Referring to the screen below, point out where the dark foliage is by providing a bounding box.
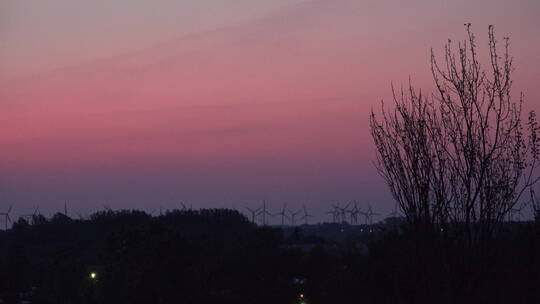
[1,209,539,303]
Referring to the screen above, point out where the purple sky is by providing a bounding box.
[1,0,539,223]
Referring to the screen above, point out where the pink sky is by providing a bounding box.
[1,0,539,222]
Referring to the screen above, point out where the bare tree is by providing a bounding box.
[530,187,540,222]
[370,82,447,233]
[370,24,540,245]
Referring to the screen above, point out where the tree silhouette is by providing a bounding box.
[370,24,540,245]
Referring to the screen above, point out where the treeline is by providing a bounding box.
[0,209,358,304]
[1,208,540,303]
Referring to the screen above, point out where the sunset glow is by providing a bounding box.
[1,0,539,219]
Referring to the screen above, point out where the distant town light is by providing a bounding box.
[90,272,97,279]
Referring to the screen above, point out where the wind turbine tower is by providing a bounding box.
[301,205,314,225]
[0,205,13,230]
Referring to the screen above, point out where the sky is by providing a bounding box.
[1,0,539,223]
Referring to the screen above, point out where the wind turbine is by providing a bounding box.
[334,202,351,223]
[21,206,40,224]
[388,202,400,218]
[348,201,363,225]
[184,202,193,211]
[510,207,524,222]
[326,205,339,223]
[288,208,302,226]
[508,209,514,222]
[331,203,340,223]
[517,208,524,221]
[0,205,13,230]
[300,205,314,225]
[366,203,379,225]
[273,203,290,226]
[64,201,69,217]
[258,200,274,226]
[245,206,262,224]
[361,206,370,225]
[20,207,34,223]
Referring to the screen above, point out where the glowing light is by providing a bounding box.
[90,272,97,279]
[300,294,304,298]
